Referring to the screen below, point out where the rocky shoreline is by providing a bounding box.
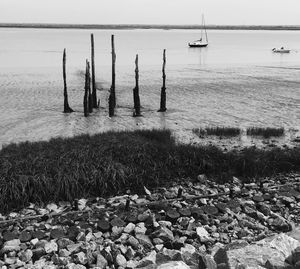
[1,173,300,268]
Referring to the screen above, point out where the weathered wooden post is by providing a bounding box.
[133,54,141,117]
[91,33,98,108]
[87,61,93,113]
[62,49,73,113]
[83,60,89,117]
[158,49,167,112]
[108,93,114,117]
[111,34,116,108]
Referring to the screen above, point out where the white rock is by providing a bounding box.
[124,223,136,234]
[116,254,127,267]
[158,221,172,228]
[2,239,21,253]
[93,232,103,239]
[155,244,164,251]
[44,241,58,253]
[30,238,39,246]
[135,222,147,234]
[196,227,210,242]
[78,198,88,210]
[157,261,191,269]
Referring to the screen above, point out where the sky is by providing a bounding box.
[1,0,300,25]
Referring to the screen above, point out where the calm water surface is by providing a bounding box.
[0,28,299,147]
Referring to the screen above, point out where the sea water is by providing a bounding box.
[0,28,299,147]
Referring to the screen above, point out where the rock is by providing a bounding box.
[271,216,292,232]
[76,231,86,241]
[111,217,126,227]
[67,243,82,253]
[98,219,110,232]
[166,209,180,222]
[181,244,199,267]
[225,234,300,269]
[1,239,21,253]
[215,203,228,213]
[292,246,300,264]
[135,222,147,234]
[96,254,108,269]
[124,223,136,234]
[2,231,18,241]
[59,249,71,257]
[44,241,58,254]
[57,238,73,249]
[137,250,156,268]
[19,231,32,242]
[127,213,138,223]
[135,234,153,249]
[178,208,191,217]
[196,227,210,242]
[152,226,174,242]
[18,249,33,262]
[157,261,191,269]
[252,195,264,203]
[125,246,135,260]
[31,238,39,246]
[155,244,164,251]
[116,254,127,267]
[32,247,46,261]
[128,236,140,249]
[202,205,218,215]
[50,228,65,239]
[66,263,87,269]
[198,253,217,269]
[32,230,47,240]
[111,226,124,237]
[74,252,88,265]
[156,248,182,264]
[67,226,80,241]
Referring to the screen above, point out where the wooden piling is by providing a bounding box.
[91,34,98,108]
[158,49,167,112]
[87,61,93,113]
[133,54,141,117]
[83,60,89,117]
[111,34,116,108]
[63,49,73,113]
[108,92,114,117]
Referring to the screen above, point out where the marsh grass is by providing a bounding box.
[193,127,241,137]
[247,127,285,138]
[0,129,299,213]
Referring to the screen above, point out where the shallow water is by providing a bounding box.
[0,28,299,147]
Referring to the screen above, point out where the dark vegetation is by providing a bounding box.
[193,127,241,137]
[246,127,285,138]
[0,129,299,213]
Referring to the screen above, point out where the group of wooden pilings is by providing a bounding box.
[62,34,167,117]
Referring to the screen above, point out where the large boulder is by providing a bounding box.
[157,261,191,269]
[214,233,300,269]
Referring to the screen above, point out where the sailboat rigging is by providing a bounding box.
[188,15,208,47]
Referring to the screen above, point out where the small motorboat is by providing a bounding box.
[272,47,290,53]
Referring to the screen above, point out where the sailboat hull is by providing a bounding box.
[188,43,208,48]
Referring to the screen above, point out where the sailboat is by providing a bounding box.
[188,15,208,47]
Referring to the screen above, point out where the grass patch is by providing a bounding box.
[0,129,299,213]
[193,127,241,137]
[247,127,285,138]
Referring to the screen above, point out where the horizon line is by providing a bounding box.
[1,23,300,30]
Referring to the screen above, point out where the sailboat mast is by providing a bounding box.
[200,15,204,40]
[203,15,208,43]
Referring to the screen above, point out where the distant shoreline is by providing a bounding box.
[1,23,300,31]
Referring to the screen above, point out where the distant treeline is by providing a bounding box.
[1,23,300,31]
